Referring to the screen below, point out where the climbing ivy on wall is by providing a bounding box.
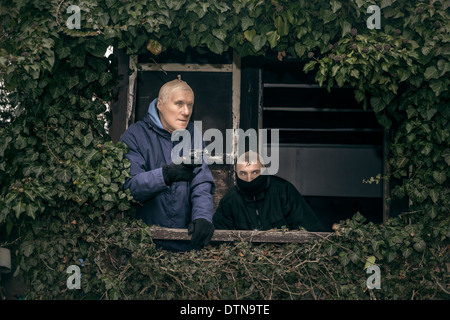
[0,0,448,300]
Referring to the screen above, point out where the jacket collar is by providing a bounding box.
[143,98,194,140]
[237,176,271,202]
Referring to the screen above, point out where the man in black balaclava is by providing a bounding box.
[213,151,324,232]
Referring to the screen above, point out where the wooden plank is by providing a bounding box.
[148,227,331,244]
[232,51,241,164]
[140,63,233,73]
[109,48,130,143]
[127,56,138,127]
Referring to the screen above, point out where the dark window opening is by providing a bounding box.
[244,55,385,231]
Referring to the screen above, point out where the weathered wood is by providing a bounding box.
[109,48,129,144]
[148,227,331,244]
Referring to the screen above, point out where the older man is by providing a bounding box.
[120,78,215,251]
[213,151,324,232]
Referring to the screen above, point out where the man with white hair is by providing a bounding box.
[120,77,215,251]
[213,151,324,232]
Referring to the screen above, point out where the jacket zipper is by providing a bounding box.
[254,196,262,230]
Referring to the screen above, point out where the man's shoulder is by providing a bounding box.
[218,187,240,205]
[269,175,301,195]
[126,119,148,134]
[120,120,149,142]
[270,175,294,187]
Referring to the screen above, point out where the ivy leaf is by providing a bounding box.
[50,84,66,99]
[21,242,34,258]
[326,244,336,256]
[303,60,317,73]
[251,34,266,52]
[387,251,397,263]
[370,96,387,113]
[102,193,116,202]
[339,251,350,266]
[442,149,450,166]
[429,189,438,204]
[99,72,112,86]
[67,76,79,89]
[212,28,227,41]
[266,31,280,49]
[425,107,438,121]
[424,66,438,80]
[377,113,392,129]
[0,136,12,157]
[244,29,256,42]
[294,43,306,58]
[274,16,289,37]
[25,202,38,219]
[380,0,393,8]
[429,79,445,96]
[354,89,365,103]
[364,256,376,270]
[57,168,72,184]
[321,9,336,24]
[350,69,360,79]
[241,16,254,31]
[331,0,342,13]
[85,70,99,83]
[339,20,352,37]
[13,200,26,219]
[42,52,55,72]
[118,202,131,211]
[70,54,85,68]
[56,46,71,59]
[97,12,110,28]
[331,65,340,77]
[413,239,426,252]
[82,132,94,147]
[97,171,111,185]
[349,252,359,264]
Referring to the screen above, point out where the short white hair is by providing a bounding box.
[236,150,265,168]
[158,76,194,103]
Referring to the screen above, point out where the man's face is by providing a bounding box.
[236,161,263,182]
[157,89,194,132]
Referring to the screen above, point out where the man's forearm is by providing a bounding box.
[124,167,168,202]
[190,182,215,222]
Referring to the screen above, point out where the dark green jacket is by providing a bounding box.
[213,176,324,232]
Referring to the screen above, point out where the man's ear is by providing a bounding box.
[157,99,163,111]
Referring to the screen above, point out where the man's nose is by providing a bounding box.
[181,104,190,116]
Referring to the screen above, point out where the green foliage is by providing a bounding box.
[0,0,448,300]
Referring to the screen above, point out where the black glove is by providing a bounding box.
[188,218,215,247]
[162,162,197,185]
[181,151,203,170]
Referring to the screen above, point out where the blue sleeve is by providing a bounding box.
[190,161,215,223]
[120,130,168,203]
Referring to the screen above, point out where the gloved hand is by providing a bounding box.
[188,218,215,247]
[181,152,203,170]
[180,159,203,170]
[162,162,198,185]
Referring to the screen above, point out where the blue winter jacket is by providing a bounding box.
[120,98,215,251]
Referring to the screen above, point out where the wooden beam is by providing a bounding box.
[231,51,241,167]
[140,63,233,73]
[148,227,331,244]
[127,56,138,127]
[109,48,130,143]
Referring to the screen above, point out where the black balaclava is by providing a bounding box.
[236,173,269,197]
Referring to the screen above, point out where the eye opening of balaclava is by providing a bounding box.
[236,172,269,197]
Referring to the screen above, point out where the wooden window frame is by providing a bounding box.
[148,226,331,244]
[111,50,399,243]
